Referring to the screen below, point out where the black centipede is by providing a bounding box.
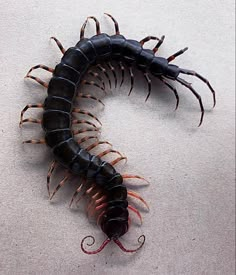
[20,14,216,254]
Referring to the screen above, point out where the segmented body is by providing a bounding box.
[20,14,216,254]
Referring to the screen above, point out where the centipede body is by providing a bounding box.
[20,13,216,254]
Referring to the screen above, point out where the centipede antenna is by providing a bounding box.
[113,235,145,253]
[81,236,111,254]
[180,69,216,107]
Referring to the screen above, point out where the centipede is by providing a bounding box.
[20,14,216,254]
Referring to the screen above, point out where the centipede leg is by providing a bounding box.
[104,13,120,35]
[22,139,45,144]
[85,141,112,151]
[72,108,102,126]
[128,205,143,224]
[159,76,179,110]
[77,136,99,145]
[25,75,48,88]
[118,62,125,87]
[87,16,101,35]
[82,80,106,94]
[87,70,106,90]
[140,36,160,46]
[50,173,71,200]
[19,104,43,126]
[128,67,134,96]
[167,47,188,62]
[97,149,123,158]
[110,156,127,166]
[77,93,105,106]
[107,62,117,88]
[96,64,112,89]
[47,160,57,196]
[80,19,88,39]
[127,190,149,210]
[26,65,54,76]
[143,72,152,101]
[20,118,42,125]
[69,181,84,207]
[72,119,98,129]
[176,77,205,127]
[50,37,66,54]
[179,69,216,107]
[122,174,149,184]
[153,35,165,53]
[73,128,99,136]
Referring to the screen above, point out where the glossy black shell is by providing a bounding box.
[42,33,180,239]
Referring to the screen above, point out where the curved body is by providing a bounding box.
[21,14,216,254]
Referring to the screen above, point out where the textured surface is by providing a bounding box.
[0,1,235,274]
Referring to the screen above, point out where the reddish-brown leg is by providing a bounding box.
[69,181,85,208]
[72,119,98,129]
[73,128,99,136]
[107,62,117,88]
[87,70,105,90]
[110,156,127,166]
[77,136,99,145]
[127,190,149,210]
[77,93,104,106]
[50,173,71,200]
[104,13,120,35]
[122,174,149,184]
[128,205,143,224]
[128,67,134,96]
[153,35,165,53]
[159,76,179,111]
[140,36,159,46]
[96,64,112,89]
[72,108,102,126]
[167,47,188,63]
[87,16,101,35]
[80,19,88,39]
[118,62,125,87]
[82,80,106,94]
[22,139,45,144]
[21,118,42,125]
[25,75,48,88]
[19,104,43,126]
[47,160,57,196]
[85,141,112,152]
[143,72,152,101]
[97,149,123,158]
[50,37,66,54]
[26,65,54,76]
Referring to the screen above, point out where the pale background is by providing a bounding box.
[0,1,235,274]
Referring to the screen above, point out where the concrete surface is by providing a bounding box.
[0,1,235,274]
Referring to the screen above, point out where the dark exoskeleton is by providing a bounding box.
[20,14,216,254]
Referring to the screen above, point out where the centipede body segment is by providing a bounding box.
[20,14,216,254]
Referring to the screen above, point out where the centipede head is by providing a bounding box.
[81,234,145,254]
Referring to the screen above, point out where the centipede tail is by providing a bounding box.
[21,13,216,255]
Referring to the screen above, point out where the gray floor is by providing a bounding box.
[0,1,235,274]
